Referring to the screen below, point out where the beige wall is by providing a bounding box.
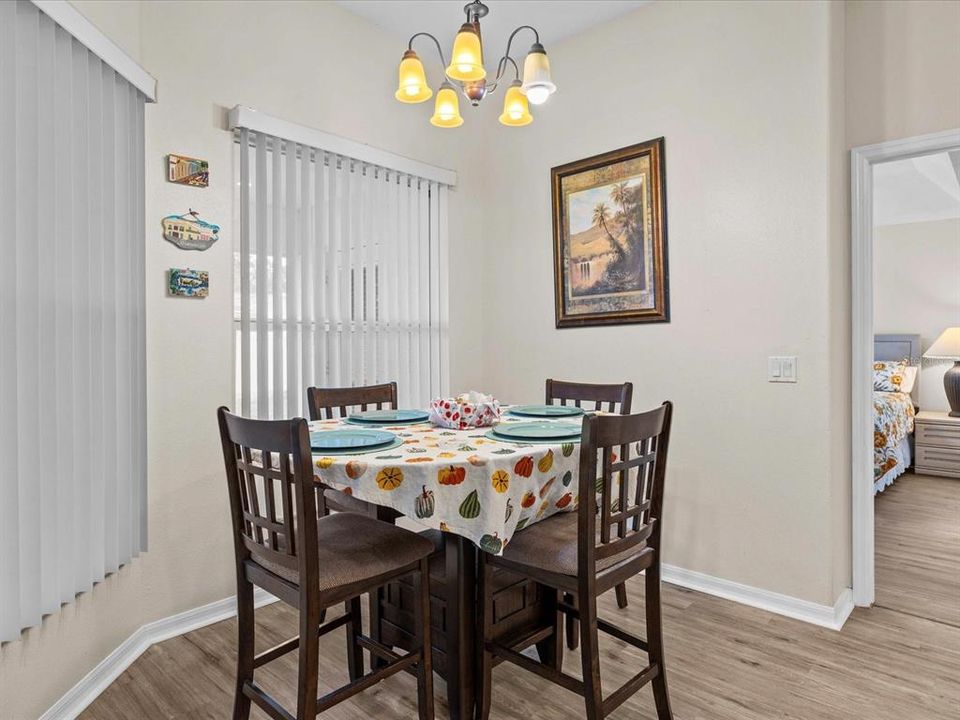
[6,0,960,717]
[479,0,845,605]
[875,219,960,412]
[846,0,960,148]
[0,2,482,718]
[70,0,142,63]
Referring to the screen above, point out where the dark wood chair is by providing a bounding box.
[217,407,435,720]
[306,381,398,421]
[545,378,633,415]
[545,378,634,651]
[306,382,399,516]
[476,403,675,720]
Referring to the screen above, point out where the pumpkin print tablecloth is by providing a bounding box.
[311,413,583,555]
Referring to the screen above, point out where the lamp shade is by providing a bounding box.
[521,43,556,105]
[446,24,485,83]
[430,82,464,128]
[498,81,533,126]
[924,327,960,360]
[395,50,432,103]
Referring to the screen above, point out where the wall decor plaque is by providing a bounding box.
[167,153,209,187]
[168,268,209,298]
[551,138,669,327]
[162,209,220,251]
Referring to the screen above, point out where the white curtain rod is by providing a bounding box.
[228,105,457,187]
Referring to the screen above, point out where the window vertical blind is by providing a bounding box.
[0,0,148,642]
[233,125,451,418]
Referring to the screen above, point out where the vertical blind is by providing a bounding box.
[234,127,451,418]
[0,0,148,642]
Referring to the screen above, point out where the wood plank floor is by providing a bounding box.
[875,472,960,627]
[81,474,960,720]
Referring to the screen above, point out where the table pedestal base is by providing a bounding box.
[373,533,561,720]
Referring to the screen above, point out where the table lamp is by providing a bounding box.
[923,327,960,417]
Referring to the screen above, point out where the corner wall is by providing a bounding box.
[0,2,483,718]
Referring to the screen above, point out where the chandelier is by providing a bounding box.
[394,1,557,128]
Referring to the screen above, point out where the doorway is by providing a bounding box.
[850,128,960,607]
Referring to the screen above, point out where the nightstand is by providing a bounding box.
[914,410,960,479]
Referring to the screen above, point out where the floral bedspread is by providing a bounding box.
[874,391,915,489]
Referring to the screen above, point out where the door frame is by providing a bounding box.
[850,128,960,607]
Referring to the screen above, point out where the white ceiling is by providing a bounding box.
[336,0,652,50]
[873,151,960,227]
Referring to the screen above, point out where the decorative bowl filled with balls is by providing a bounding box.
[429,391,500,430]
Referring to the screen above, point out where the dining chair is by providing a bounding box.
[475,403,675,720]
[306,381,398,421]
[545,378,634,651]
[217,407,436,720]
[545,378,633,415]
[306,382,399,516]
[306,382,448,667]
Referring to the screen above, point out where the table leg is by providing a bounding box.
[535,588,564,671]
[444,533,476,720]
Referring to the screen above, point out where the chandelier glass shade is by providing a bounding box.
[395,50,433,103]
[498,81,532,126]
[394,1,556,128]
[430,82,465,128]
[446,24,486,83]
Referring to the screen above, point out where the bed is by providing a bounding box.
[873,334,920,493]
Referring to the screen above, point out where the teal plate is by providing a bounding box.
[507,404,585,418]
[484,429,580,445]
[310,428,396,451]
[311,436,405,456]
[491,421,582,441]
[346,409,430,424]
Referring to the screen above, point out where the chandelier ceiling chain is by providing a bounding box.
[394,1,557,128]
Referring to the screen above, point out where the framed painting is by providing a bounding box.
[551,138,669,328]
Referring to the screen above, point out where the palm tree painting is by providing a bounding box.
[591,202,622,258]
[552,138,669,327]
[566,177,646,298]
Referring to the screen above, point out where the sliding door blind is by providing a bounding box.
[0,0,147,642]
[234,128,450,417]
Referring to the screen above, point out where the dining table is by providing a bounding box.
[309,406,591,720]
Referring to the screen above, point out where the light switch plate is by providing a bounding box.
[769,356,798,383]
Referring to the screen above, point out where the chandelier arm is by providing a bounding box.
[492,24,540,84]
[407,32,447,69]
[486,55,519,94]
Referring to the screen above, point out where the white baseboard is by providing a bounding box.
[40,588,278,720]
[42,565,855,718]
[662,564,854,631]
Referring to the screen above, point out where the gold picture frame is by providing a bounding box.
[551,138,669,327]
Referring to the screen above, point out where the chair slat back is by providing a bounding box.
[217,407,319,585]
[545,379,633,414]
[577,403,673,567]
[306,382,398,421]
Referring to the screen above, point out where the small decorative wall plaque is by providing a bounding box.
[167,153,209,187]
[162,209,219,251]
[168,268,209,298]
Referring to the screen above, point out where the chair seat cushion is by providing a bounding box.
[499,511,641,576]
[259,512,435,592]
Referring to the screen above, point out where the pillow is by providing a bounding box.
[873,360,908,392]
[899,365,918,394]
